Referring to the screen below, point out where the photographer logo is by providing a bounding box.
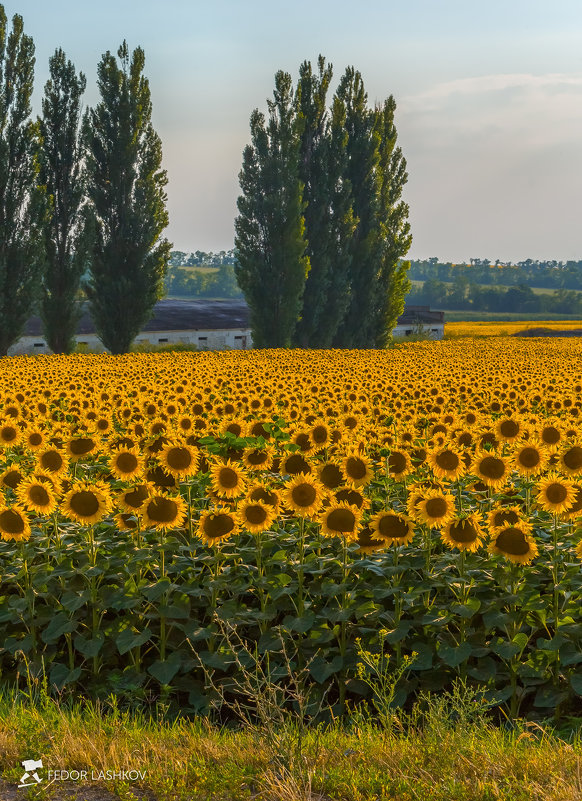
[18,758,43,788]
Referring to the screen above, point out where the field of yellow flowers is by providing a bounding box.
[1,339,582,719]
[445,320,582,337]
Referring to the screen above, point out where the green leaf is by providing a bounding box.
[147,653,182,685]
[50,663,82,689]
[451,597,481,618]
[408,641,433,671]
[437,641,472,668]
[42,612,76,643]
[116,627,152,655]
[570,673,582,697]
[310,654,343,683]
[74,633,104,658]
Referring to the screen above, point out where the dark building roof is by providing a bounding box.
[23,299,251,337]
[22,300,442,338]
[396,305,445,325]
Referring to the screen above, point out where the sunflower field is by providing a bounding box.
[1,339,582,720]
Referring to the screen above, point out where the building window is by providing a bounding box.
[432,329,438,333]
[405,329,412,336]
[158,338,168,343]
[34,342,45,348]
[198,336,207,342]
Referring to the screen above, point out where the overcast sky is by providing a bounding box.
[4,0,582,263]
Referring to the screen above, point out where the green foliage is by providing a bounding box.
[83,41,171,354]
[38,48,89,354]
[235,71,310,348]
[0,7,46,356]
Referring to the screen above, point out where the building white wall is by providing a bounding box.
[7,328,253,356]
[392,323,444,340]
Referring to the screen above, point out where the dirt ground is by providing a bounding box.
[0,782,158,801]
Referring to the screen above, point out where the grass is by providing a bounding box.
[3,683,582,801]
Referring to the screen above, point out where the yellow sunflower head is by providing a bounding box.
[197,507,239,546]
[142,491,187,530]
[535,472,577,515]
[283,473,325,518]
[319,501,362,540]
[108,446,145,481]
[209,459,247,499]
[0,503,31,541]
[369,511,414,546]
[415,489,456,528]
[488,524,538,564]
[471,451,509,489]
[158,441,199,478]
[341,451,374,487]
[236,500,277,534]
[62,481,112,525]
[441,514,484,552]
[427,446,466,481]
[511,439,547,476]
[16,477,58,515]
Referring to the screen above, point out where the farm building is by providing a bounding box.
[8,300,444,356]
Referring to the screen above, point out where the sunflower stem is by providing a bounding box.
[88,525,99,677]
[552,513,562,696]
[20,540,37,659]
[393,545,402,667]
[338,534,349,716]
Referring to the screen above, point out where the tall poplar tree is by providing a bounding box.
[0,8,46,357]
[292,57,354,348]
[84,41,170,354]
[38,48,88,354]
[235,71,309,348]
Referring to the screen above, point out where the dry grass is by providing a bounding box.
[2,690,582,801]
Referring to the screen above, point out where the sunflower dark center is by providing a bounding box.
[346,457,366,480]
[336,489,364,508]
[283,454,311,475]
[2,470,22,489]
[388,452,407,474]
[327,508,356,533]
[319,463,343,489]
[166,447,193,470]
[147,497,179,524]
[116,452,139,473]
[493,510,520,527]
[0,509,25,534]
[448,520,478,543]
[425,497,448,518]
[545,483,568,504]
[563,447,582,471]
[435,450,460,471]
[218,467,239,489]
[246,449,269,466]
[41,451,64,472]
[28,433,43,447]
[225,423,242,436]
[245,504,268,525]
[291,483,317,507]
[70,491,99,517]
[518,447,540,468]
[249,487,278,506]
[295,433,312,452]
[29,485,50,506]
[203,513,235,538]
[311,425,328,444]
[479,456,505,480]
[377,515,409,539]
[500,420,519,437]
[542,426,560,444]
[124,485,149,508]
[495,528,530,555]
[69,438,96,455]
[1,426,17,441]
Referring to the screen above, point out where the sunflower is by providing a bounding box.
[36,447,69,477]
[535,473,577,515]
[471,451,509,489]
[242,446,274,472]
[369,511,414,546]
[559,443,582,477]
[341,451,374,487]
[319,501,362,539]
[539,420,563,448]
[428,446,466,481]
[385,449,413,480]
[209,459,247,499]
[281,452,312,476]
[236,500,277,534]
[108,446,145,481]
[66,435,100,461]
[0,421,21,447]
[246,483,281,511]
[61,482,112,525]
[415,489,456,528]
[511,440,547,476]
[488,524,538,564]
[142,491,187,530]
[495,415,524,443]
[564,485,582,520]
[317,461,344,490]
[114,512,139,531]
[158,441,199,478]
[0,504,31,541]
[23,428,47,452]
[308,420,331,451]
[488,505,525,532]
[441,514,484,552]
[197,507,239,545]
[356,525,388,554]
[283,473,326,518]
[117,482,151,513]
[0,466,24,490]
[17,477,58,515]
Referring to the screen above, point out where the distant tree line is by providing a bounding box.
[0,6,169,356]
[234,57,411,348]
[408,258,582,290]
[165,250,242,298]
[409,277,582,315]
